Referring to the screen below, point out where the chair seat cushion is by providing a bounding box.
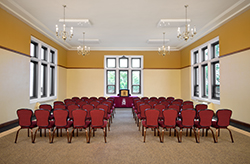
[194,120,210,129]
[137,114,145,119]
[21,121,37,128]
[211,121,228,128]
[91,120,108,128]
[176,120,193,128]
[74,121,91,129]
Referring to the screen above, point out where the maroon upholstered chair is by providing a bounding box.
[142,109,161,143]
[158,109,180,143]
[154,104,166,120]
[90,97,98,101]
[141,97,149,101]
[150,97,157,101]
[176,109,198,143]
[81,97,89,101]
[148,101,158,108]
[72,97,80,102]
[53,101,64,106]
[183,101,193,106]
[97,104,112,131]
[33,109,55,143]
[172,100,182,106]
[174,99,183,103]
[212,109,234,143]
[194,109,216,143]
[65,101,75,106]
[89,109,108,143]
[69,109,91,143]
[158,97,166,101]
[39,104,53,119]
[77,100,87,107]
[64,98,72,104]
[161,101,170,108]
[67,104,79,120]
[168,104,181,113]
[195,104,208,119]
[182,104,194,110]
[81,104,94,120]
[90,100,100,108]
[54,104,66,110]
[51,109,73,143]
[166,97,175,102]
[137,104,151,131]
[15,109,37,143]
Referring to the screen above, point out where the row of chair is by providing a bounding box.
[15,108,111,144]
[132,97,234,143]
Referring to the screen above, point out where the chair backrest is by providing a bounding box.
[97,104,109,118]
[154,104,166,118]
[158,97,166,100]
[150,97,157,101]
[72,109,88,127]
[172,100,182,106]
[98,97,106,101]
[77,100,87,107]
[64,99,72,104]
[53,101,64,106]
[161,101,170,108]
[195,104,208,112]
[53,109,69,127]
[39,104,52,111]
[67,104,79,119]
[166,97,175,101]
[216,109,232,127]
[54,104,66,110]
[65,101,75,106]
[148,101,158,108]
[136,101,145,113]
[168,104,180,112]
[90,100,100,108]
[174,99,183,103]
[162,108,178,127]
[90,109,105,127]
[198,109,214,127]
[144,109,160,127]
[102,101,112,110]
[72,97,80,101]
[81,97,89,101]
[90,97,98,100]
[141,97,149,101]
[139,104,151,118]
[182,104,194,110]
[17,109,33,127]
[35,109,50,127]
[183,101,193,106]
[180,109,196,127]
[81,104,94,118]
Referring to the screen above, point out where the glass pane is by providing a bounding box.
[30,42,37,57]
[203,65,208,97]
[107,71,116,85]
[120,71,128,89]
[132,58,140,68]
[119,58,128,68]
[41,64,47,97]
[194,67,199,96]
[132,86,140,93]
[132,71,140,85]
[214,43,219,58]
[194,51,198,64]
[30,62,35,97]
[107,58,116,68]
[215,63,220,85]
[107,86,115,94]
[50,66,54,96]
[41,47,47,61]
[202,47,208,61]
[50,51,54,63]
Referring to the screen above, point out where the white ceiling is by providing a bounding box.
[1,0,250,51]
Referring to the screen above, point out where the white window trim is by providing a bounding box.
[30,36,57,104]
[191,36,220,105]
[104,55,143,97]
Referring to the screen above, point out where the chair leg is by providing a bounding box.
[154,128,156,136]
[192,128,198,143]
[215,128,219,142]
[197,129,200,143]
[142,125,144,136]
[33,128,40,143]
[28,128,30,137]
[30,129,34,143]
[51,128,57,143]
[227,128,234,143]
[174,128,180,143]
[69,128,75,143]
[143,128,146,143]
[169,128,171,136]
[48,129,52,143]
[209,128,216,143]
[179,128,182,143]
[44,129,46,137]
[157,128,161,142]
[161,129,164,143]
[103,126,107,143]
[85,129,89,143]
[89,128,92,143]
[138,119,141,131]
[66,129,69,143]
[14,128,22,143]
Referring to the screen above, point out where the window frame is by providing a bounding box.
[30,36,57,104]
[104,55,143,97]
[191,36,220,104]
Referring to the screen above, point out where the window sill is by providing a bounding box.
[30,96,57,104]
[191,96,220,105]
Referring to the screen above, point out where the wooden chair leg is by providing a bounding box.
[209,128,216,143]
[142,125,144,136]
[44,129,46,137]
[69,128,75,143]
[14,128,22,143]
[28,128,30,137]
[197,129,200,143]
[157,128,161,142]
[143,128,146,143]
[51,128,57,143]
[30,129,34,143]
[192,128,198,143]
[227,128,234,143]
[215,128,219,142]
[179,129,183,143]
[48,129,52,143]
[66,129,69,143]
[174,128,180,143]
[33,128,40,143]
[103,127,107,143]
[85,129,89,143]
[161,129,164,143]
[89,128,92,143]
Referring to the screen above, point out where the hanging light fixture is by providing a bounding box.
[55,5,73,41]
[158,32,170,56]
[177,5,196,41]
[77,32,90,56]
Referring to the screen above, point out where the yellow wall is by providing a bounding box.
[67,50,181,69]
[180,9,250,68]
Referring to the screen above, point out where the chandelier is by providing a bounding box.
[55,5,73,41]
[158,32,170,56]
[177,5,196,41]
[77,32,90,56]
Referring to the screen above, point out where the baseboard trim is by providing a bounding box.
[0,119,18,129]
[230,119,250,128]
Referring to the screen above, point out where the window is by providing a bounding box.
[30,36,57,103]
[104,55,143,96]
[191,36,220,104]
